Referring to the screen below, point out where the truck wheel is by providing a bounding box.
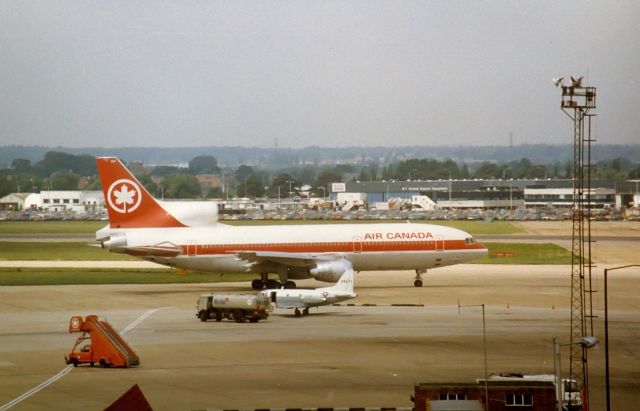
[71,358,79,367]
[249,317,259,323]
[233,310,245,323]
[198,310,208,322]
[215,311,223,322]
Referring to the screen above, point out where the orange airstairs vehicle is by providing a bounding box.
[65,315,140,368]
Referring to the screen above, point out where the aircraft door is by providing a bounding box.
[270,291,277,303]
[187,240,197,256]
[352,236,363,253]
[435,235,444,252]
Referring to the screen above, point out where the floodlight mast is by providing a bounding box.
[556,76,597,410]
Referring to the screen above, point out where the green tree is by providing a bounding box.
[474,162,501,179]
[315,170,342,195]
[235,165,254,182]
[136,174,160,197]
[151,165,182,177]
[188,155,220,175]
[460,163,470,179]
[236,175,265,198]
[11,159,32,173]
[0,171,17,197]
[35,152,96,177]
[49,171,81,190]
[164,173,201,199]
[270,173,300,198]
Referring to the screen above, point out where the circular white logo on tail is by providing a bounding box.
[107,179,142,214]
[71,317,80,329]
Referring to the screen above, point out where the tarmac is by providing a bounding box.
[0,221,638,410]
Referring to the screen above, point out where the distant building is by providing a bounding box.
[332,179,619,210]
[0,193,30,211]
[33,190,105,213]
[413,379,557,411]
[196,174,221,189]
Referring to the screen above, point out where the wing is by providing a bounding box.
[232,250,342,269]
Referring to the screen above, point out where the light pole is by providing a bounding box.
[286,180,293,200]
[604,264,640,411]
[458,301,489,411]
[553,336,599,411]
[448,171,452,208]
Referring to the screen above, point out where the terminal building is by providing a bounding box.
[0,191,105,213]
[330,179,621,210]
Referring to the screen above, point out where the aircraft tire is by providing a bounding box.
[283,281,296,289]
[266,279,279,289]
[414,279,423,287]
[251,279,263,290]
[294,308,301,317]
[303,308,309,316]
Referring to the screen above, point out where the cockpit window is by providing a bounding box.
[465,237,476,244]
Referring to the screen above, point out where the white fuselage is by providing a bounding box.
[263,288,356,309]
[98,222,487,277]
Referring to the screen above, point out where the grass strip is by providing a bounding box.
[0,267,255,286]
[0,221,106,234]
[472,242,579,265]
[0,242,137,261]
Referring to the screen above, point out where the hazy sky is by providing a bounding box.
[1,1,639,148]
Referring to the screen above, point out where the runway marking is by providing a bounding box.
[0,307,171,411]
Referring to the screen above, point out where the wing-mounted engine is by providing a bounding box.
[310,260,352,283]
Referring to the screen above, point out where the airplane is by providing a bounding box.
[260,260,356,317]
[95,157,487,289]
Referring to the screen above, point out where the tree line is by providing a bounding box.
[1,151,638,199]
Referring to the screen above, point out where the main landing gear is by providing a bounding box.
[414,269,427,287]
[294,308,310,317]
[251,273,296,290]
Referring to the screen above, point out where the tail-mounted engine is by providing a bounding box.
[101,234,127,250]
[310,260,351,282]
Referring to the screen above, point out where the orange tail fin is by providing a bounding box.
[96,157,185,228]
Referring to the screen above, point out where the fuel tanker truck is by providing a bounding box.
[197,292,271,323]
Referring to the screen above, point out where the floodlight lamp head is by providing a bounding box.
[580,336,599,348]
[570,76,584,88]
[553,77,564,87]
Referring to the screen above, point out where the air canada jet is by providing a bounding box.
[95,157,487,289]
[260,261,357,317]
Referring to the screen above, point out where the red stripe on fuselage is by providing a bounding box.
[176,239,486,256]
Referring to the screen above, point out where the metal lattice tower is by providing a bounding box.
[558,76,597,406]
